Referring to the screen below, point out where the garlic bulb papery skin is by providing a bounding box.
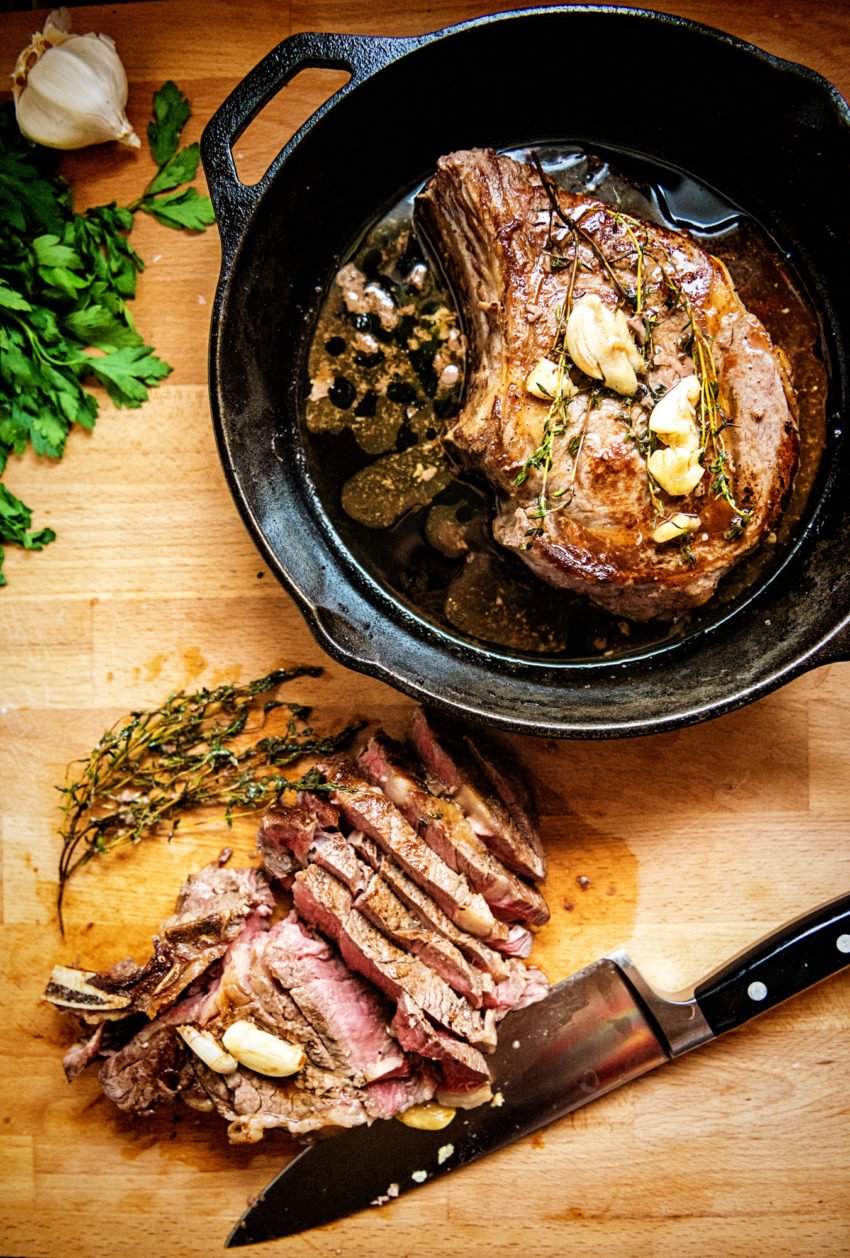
[12,8,140,151]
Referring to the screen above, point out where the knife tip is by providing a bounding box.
[224,1220,253,1248]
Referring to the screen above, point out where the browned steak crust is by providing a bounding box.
[414,149,799,621]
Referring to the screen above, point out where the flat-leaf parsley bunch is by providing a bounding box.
[0,81,214,584]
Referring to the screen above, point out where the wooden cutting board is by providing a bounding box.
[1,3,848,1256]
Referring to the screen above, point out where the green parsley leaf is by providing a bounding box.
[140,185,215,231]
[85,344,171,406]
[147,80,191,168]
[0,481,56,585]
[0,283,32,313]
[63,305,143,351]
[146,142,201,195]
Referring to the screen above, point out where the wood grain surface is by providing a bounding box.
[1,3,849,1256]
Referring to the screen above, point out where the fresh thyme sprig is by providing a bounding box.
[514,301,579,538]
[56,666,364,928]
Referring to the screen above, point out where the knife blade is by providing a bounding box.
[227,891,850,1247]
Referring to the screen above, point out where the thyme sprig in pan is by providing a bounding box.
[57,666,363,927]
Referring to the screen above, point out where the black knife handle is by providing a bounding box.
[694,892,850,1036]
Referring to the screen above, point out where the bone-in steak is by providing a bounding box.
[414,149,799,621]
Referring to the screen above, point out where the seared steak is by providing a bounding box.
[47,861,437,1141]
[345,830,531,984]
[292,863,498,1050]
[44,860,275,1022]
[316,755,504,942]
[414,149,799,620]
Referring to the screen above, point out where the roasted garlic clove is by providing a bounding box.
[221,1020,306,1078]
[524,357,576,401]
[177,1025,237,1074]
[565,295,643,395]
[647,375,704,496]
[652,512,701,544]
[648,448,705,497]
[396,1103,457,1131]
[648,375,701,452]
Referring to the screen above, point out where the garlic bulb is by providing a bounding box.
[12,7,140,151]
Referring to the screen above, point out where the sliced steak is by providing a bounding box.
[99,1019,195,1115]
[354,863,493,1009]
[414,148,799,621]
[256,796,340,882]
[316,756,504,942]
[358,733,549,925]
[262,913,407,1083]
[293,863,497,1050]
[391,994,492,1109]
[409,708,546,882]
[349,830,532,983]
[194,1057,436,1144]
[257,801,496,1010]
[45,859,275,1021]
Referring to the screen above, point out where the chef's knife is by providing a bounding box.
[227,892,850,1247]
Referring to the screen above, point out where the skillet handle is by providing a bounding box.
[200,30,416,264]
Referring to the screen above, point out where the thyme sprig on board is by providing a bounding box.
[57,666,364,927]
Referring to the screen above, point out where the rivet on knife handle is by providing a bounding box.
[693,892,850,1035]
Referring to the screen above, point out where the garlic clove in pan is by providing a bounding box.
[12,7,140,151]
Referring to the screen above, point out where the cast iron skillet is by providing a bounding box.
[201,6,850,738]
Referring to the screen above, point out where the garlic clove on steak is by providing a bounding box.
[647,374,705,496]
[221,1020,306,1077]
[648,447,705,497]
[565,295,643,395]
[177,1025,238,1074]
[652,512,701,544]
[525,357,576,401]
[648,375,702,452]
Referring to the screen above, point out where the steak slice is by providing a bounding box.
[358,733,549,925]
[193,1057,436,1144]
[414,148,799,621]
[409,707,546,882]
[99,1019,195,1116]
[391,994,492,1109]
[292,863,498,1050]
[316,756,504,942]
[262,914,407,1083]
[257,796,340,883]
